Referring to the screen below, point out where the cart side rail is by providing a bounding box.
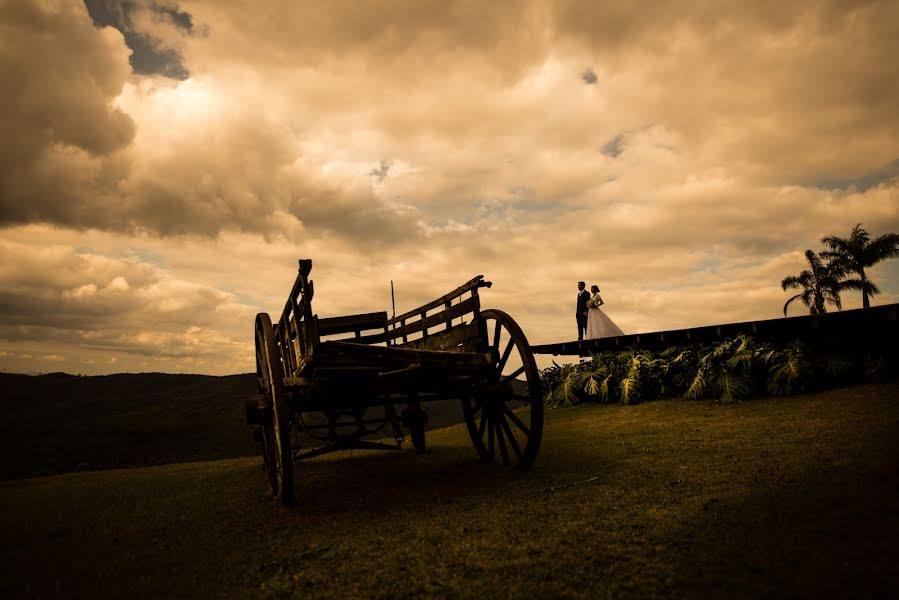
[318,311,388,344]
[386,275,492,351]
[274,259,317,377]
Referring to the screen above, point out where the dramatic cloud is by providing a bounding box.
[0,0,897,375]
[0,1,135,228]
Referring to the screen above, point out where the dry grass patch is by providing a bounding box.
[2,383,898,598]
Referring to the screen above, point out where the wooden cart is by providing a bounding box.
[247,259,543,503]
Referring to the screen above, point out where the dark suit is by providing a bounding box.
[576,289,590,340]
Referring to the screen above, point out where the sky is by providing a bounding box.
[1,0,898,376]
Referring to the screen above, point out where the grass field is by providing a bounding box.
[0,372,468,480]
[2,382,898,598]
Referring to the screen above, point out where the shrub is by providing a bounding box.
[540,335,890,406]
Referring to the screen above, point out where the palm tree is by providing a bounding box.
[781,249,845,316]
[820,223,899,308]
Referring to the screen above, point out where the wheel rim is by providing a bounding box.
[255,313,294,503]
[254,322,278,496]
[462,309,544,467]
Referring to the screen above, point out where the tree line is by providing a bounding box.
[782,223,899,316]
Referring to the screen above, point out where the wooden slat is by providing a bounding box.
[394,321,481,351]
[318,311,388,336]
[286,259,313,307]
[341,331,387,345]
[385,296,480,342]
[387,276,490,325]
[312,340,492,371]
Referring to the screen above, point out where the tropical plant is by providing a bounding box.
[543,349,667,406]
[820,223,899,309]
[764,340,812,396]
[781,249,846,316]
[862,354,890,378]
[683,335,757,403]
[539,335,891,406]
[543,362,582,406]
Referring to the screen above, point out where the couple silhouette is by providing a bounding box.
[576,281,624,341]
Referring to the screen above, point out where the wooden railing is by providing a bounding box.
[386,276,492,351]
[274,259,317,377]
[271,261,495,377]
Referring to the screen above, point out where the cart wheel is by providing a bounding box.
[255,313,294,504]
[462,309,544,468]
[254,350,278,496]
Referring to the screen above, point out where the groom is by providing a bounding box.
[576,281,590,341]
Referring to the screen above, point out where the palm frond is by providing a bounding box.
[866,233,899,263]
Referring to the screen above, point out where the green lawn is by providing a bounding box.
[2,383,898,598]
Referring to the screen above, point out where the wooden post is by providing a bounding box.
[391,280,395,320]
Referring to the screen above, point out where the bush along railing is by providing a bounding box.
[541,334,896,406]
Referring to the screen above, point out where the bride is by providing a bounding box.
[586,285,624,339]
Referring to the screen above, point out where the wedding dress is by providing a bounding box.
[586,293,624,339]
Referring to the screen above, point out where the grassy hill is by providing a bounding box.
[0,372,261,479]
[0,372,468,480]
[2,382,897,598]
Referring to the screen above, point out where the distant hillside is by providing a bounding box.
[0,372,468,480]
[0,372,261,479]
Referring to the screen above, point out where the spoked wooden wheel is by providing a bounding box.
[253,328,278,497]
[462,309,544,467]
[255,313,294,504]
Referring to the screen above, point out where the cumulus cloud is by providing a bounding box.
[1,0,898,374]
[0,231,256,374]
[0,1,135,228]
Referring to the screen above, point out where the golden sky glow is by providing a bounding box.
[1,0,898,374]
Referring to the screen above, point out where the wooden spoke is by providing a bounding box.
[495,418,510,466]
[487,417,495,460]
[478,410,489,440]
[496,338,515,374]
[498,412,523,460]
[501,403,531,437]
[461,309,543,468]
[500,365,526,388]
